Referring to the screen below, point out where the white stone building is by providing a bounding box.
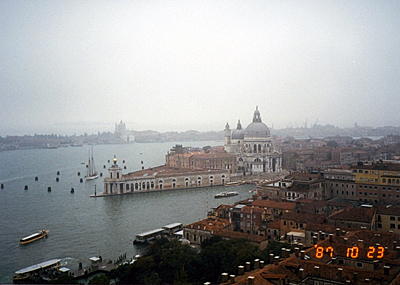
[115,120,135,142]
[224,107,282,175]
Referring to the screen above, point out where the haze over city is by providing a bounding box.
[1,0,399,136]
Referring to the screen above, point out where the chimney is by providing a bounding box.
[248,276,255,285]
[270,253,274,264]
[229,275,235,284]
[299,268,306,280]
[294,247,300,257]
[396,246,400,258]
[353,272,358,285]
[254,259,260,269]
[358,239,364,247]
[393,240,397,250]
[314,266,320,277]
[336,228,340,236]
[338,268,343,282]
[246,261,251,272]
[286,248,291,257]
[313,235,318,244]
[238,265,244,275]
[319,231,324,240]
[260,260,265,268]
[300,250,305,260]
[298,243,304,250]
[344,238,348,245]
[331,257,336,265]
[274,256,280,265]
[221,273,228,283]
[375,233,380,244]
[282,248,286,258]
[384,265,390,276]
[329,234,333,243]
[373,260,379,270]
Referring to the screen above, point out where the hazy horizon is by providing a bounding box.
[1,1,400,136]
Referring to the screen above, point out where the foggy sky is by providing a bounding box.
[1,0,400,136]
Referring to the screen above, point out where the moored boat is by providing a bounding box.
[225,180,244,186]
[13,259,61,283]
[214,191,239,198]
[85,146,99,181]
[19,230,49,245]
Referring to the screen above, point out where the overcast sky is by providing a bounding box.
[1,0,399,136]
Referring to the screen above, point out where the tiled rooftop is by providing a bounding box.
[328,207,375,223]
[251,200,296,211]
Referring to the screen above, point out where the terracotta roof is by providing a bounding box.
[251,200,296,211]
[215,229,268,243]
[375,205,400,216]
[241,206,265,214]
[123,165,227,179]
[184,218,230,232]
[328,207,375,223]
[281,212,326,224]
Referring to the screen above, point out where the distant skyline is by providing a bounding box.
[1,1,400,136]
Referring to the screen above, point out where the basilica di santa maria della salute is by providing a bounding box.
[224,107,282,175]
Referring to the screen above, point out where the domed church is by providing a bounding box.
[224,107,282,175]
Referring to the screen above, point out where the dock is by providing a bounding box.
[134,223,183,244]
[71,255,129,280]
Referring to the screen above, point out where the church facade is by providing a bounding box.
[224,107,282,175]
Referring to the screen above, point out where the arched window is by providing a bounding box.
[172,178,177,188]
[254,144,257,153]
[185,177,190,187]
[258,144,261,152]
[159,179,164,189]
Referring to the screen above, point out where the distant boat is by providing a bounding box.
[19,230,49,245]
[85,146,99,181]
[225,180,244,187]
[214,191,239,198]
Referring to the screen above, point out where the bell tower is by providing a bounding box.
[224,122,231,150]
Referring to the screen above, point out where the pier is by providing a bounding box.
[134,223,183,244]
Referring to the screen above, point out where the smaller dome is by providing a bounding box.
[232,120,245,140]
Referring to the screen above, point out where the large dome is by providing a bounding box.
[244,107,270,138]
[232,120,245,140]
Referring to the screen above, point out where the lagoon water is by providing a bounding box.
[0,141,254,283]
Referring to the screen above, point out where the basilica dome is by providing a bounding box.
[244,107,270,138]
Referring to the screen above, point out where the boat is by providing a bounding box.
[214,191,239,198]
[225,180,244,186]
[85,146,99,181]
[19,230,49,245]
[13,259,61,283]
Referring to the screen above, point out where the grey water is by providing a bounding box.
[0,141,254,283]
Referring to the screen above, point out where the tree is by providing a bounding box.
[88,274,110,284]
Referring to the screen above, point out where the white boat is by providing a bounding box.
[85,146,99,181]
[13,259,61,283]
[214,191,239,198]
[19,230,49,245]
[225,180,244,186]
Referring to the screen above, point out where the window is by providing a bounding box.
[356,262,363,268]
[359,170,363,173]
[390,216,395,221]
[378,223,382,228]
[390,224,395,229]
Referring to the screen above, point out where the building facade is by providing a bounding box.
[102,158,230,196]
[224,107,282,175]
[115,120,135,142]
